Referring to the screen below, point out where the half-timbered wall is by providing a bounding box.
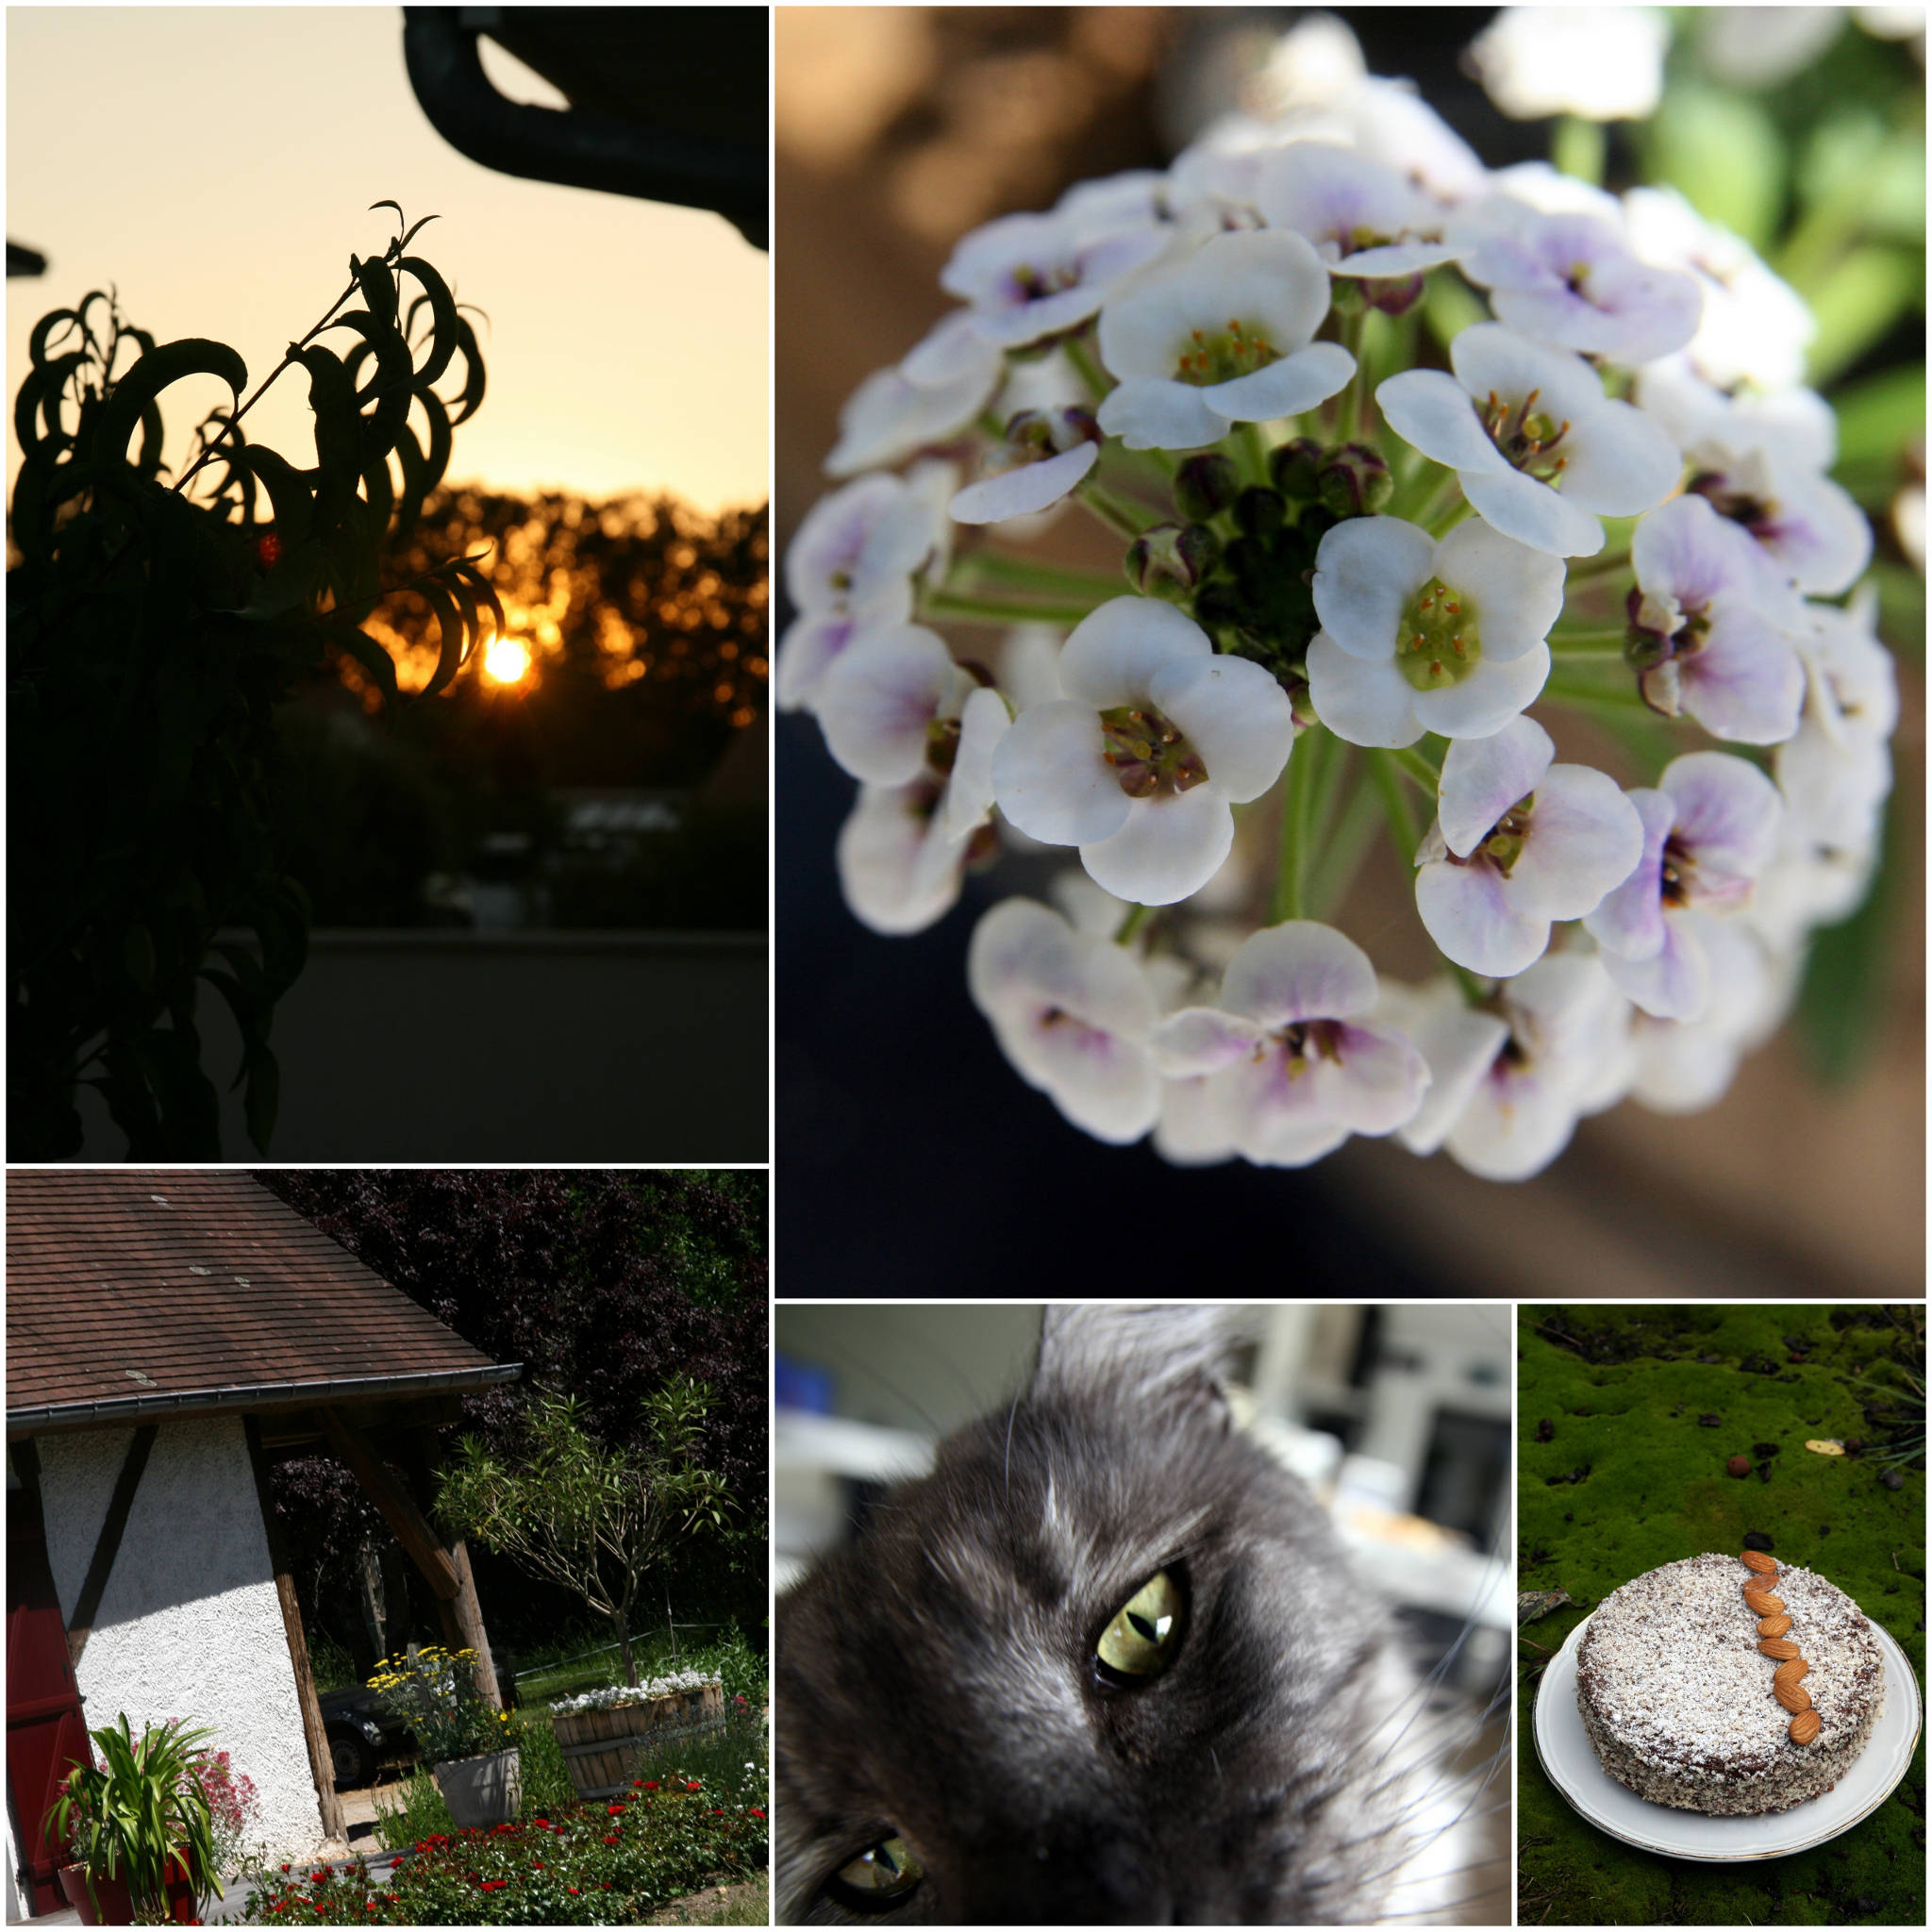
[36,1414,326,1858]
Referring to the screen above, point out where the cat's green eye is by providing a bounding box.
[827,1835,924,1911]
[1096,1568,1184,1680]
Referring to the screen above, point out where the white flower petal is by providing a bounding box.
[836,784,965,936]
[1312,516,1437,660]
[1149,1007,1268,1078]
[1599,910,1710,1021]
[1416,856,1551,977]
[1151,653,1296,803]
[1438,717,1555,858]
[1375,369,1512,475]
[1308,1022,1431,1134]
[1222,920,1380,1026]
[816,625,969,785]
[1080,784,1235,906]
[1432,519,1568,660]
[1096,377,1228,451]
[942,686,1010,842]
[1307,631,1424,747]
[1459,467,1605,557]
[1058,597,1211,707]
[949,442,1099,525]
[1410,641,1550,738]
[1205,341,1356,422]
[990,700,1127,846]
[1507,764,1648,923]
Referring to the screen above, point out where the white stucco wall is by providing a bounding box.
[37,1414,330,1862]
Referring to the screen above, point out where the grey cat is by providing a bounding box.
[776,1305,1499,1924]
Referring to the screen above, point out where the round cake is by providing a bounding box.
[1575,1551,1886,1815]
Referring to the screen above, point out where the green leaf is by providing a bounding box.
[290,342,362,525]
[90,338,247,469]
[1829,365,1925,508]
[352,252,398,331]
[1642,84,1786,252]
[1423,272,1487,353]
[330,622,403,711]
[445,313,487,425]
[1805,246,1920,387]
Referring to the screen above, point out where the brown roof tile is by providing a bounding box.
[7,1171,513,1426]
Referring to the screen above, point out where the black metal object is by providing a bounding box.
[401,7,766,249]
[7,241,47,277]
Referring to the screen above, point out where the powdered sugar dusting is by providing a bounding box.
[1575,1552,1885,1815]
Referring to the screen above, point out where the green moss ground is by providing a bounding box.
[1517,1305,1925,1926]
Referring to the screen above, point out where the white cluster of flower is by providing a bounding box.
[547,1670,715,1714]
[780,16,1897,1182]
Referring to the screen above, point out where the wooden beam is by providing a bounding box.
[242,1417,344,1843]
[66,1425,158,1668]
[398,1433,504,1710]
[318,1408,460,1601]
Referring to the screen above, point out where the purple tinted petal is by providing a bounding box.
[1506,764,1647,923]
[1584,788,1674,959]
[1223,920,1379,1026]
[1439,716,1554,858]
[1415,855,1549,977]
[1660,751,1783,890]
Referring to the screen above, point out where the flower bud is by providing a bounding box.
[1235,487,1288,539]
[1174,453,1241,523]
[1125,521,1218,602]
[1317,443,1393,519]
[1269,438,1324,499]
[1363,273,1427,317]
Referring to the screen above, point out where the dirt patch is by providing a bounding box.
[642,1873,768,1925]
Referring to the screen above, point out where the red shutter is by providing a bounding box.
[7,1447,94,1916]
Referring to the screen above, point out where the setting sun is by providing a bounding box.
[483,634,532,685]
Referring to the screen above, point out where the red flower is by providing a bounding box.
[532,1863,543,1871]
[608,1803,625,1814]
[567,1887,579,1895]
[603,1833,619,1844]
[642,1780,660,1790]
[750,1807,766,1820]
[280,1865,291,1874]
[534,1818,549,1829]
[255,532,283,569]
[713,1808,724,1816]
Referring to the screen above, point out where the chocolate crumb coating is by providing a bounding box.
[1575,1553,1886,1815]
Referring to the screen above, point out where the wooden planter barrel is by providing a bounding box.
[550,1680,725,1800]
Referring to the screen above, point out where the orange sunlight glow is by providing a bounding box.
[483,634,533,684]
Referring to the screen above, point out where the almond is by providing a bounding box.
[1774,1657,1809,1689]
[1757,1614,1793,1639]
[1741,1550,1778,1576]
[1744,1591,1785,1615]
[1757,1638,1801,1659]
[1774,1680,1812,1714]
[1789,1708,1821,1745]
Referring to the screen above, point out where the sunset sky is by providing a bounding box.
[6,5,768,513]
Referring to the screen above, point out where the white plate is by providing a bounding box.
[1531,1608,1923,1860]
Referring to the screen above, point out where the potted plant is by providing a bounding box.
[368,1643,519,1827]
[45,1713,221,1925]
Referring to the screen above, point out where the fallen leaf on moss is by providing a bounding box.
[1805,1439,1846,1456]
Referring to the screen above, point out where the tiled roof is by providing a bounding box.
[7,1171,512,1427]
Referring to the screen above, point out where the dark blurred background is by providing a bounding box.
[774,7,1924,1294]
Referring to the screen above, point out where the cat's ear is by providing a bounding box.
[1032,1304,1245,1426]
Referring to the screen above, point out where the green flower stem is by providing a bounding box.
[1338,307,1371,442]
[1401,464,1462,528]
[1548,628,1631,654]
[1078,478,1157,541]
[1387,742,1442,798]
[1304,760,1379,921]
[1270,723,1333,924]
[1553,115,1607,187]
[1368,747,1424,862]
[1564,546,1632,583]
[953,552,1122,603]
[922,587,1108,625]
[1541,676,1647,714]
[1065,331,1114,406]
[1236,420,1273,489]
[1114,902,1154,946]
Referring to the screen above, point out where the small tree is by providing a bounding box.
[436,1377,732,1687]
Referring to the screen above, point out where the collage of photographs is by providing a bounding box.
[1,4,1924,1930]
